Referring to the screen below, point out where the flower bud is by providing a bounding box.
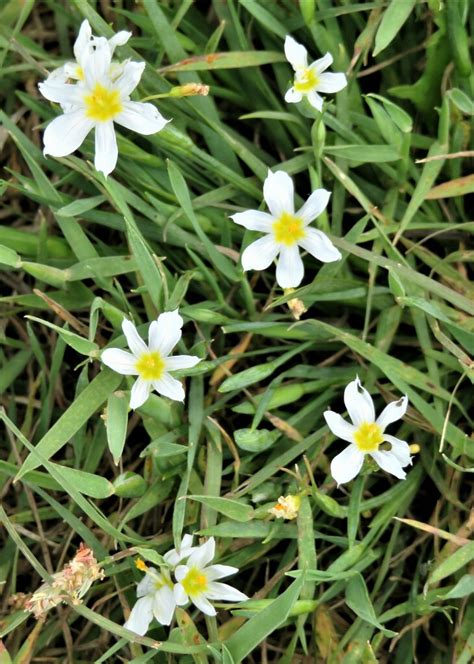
[169,83,210,97]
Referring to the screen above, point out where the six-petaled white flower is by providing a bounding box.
[124,535,197,635]
[174,537,248,616]
[324,377,412,486]
[284,35,347,111]
[38,33,168,175]
[101,310,200,409]
[231,170,341,288]
[124,565,175,634]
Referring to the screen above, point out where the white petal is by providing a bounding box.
[370,450,407,480]
[173,582,188,606]
[148,310,183,356]
[124,595,153,636]
[45,66,69,83]
[311,52,333,74]
[122,319,148,357]
[317,72,347,93]
[299,228,341,263]
[108,30,132,53]
[297,189,331,225]
[323,411,356,443]
[285,87,303,103]
[205,564,239,581]
[192,594,216,616]
[263,170,294,217]
[152,373,185,402]
[174,565,189,584]
[38,80,82,106]
[330,444,364,486]
[83,37,111,87]
[101,348,138,375]
[284,35,308,70]
[94,121,118,176]
[136,571,156,598]
[187,537,215,569]
[43,111,93,158]
[383,435,412,467]
[115,101,169,135]
[376,395,408,430]
[165,355,201,371]
[74,20,92,63]
[130,377,152,409]
[63,62,82,81]
[206,582,248,602]
[164,534,196,566]
[344,377,375,426]
[153,586,176,625]
[306,90,324,111]
[241,235,279,272]
[115,61,145,97]
[230,210,274,232]
[275,245,304,289]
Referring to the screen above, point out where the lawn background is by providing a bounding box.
[0,0,473,662]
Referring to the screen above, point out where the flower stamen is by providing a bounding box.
[294,67,319,93]
[181,568,208,596]
[272,212,306,246]
[353,422,383,453]
[135,351,165,381]
[84,82,122,122]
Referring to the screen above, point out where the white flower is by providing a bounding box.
[124,535,197,635]
[38,35,168,175]
[124,535,246,634]
[324,377,412,486]
[124,565,176,635]
[230,170,341,288]
[47,19,131,87]
[174,537,247,616]
[101,310,200,409]
[284,35,347,111]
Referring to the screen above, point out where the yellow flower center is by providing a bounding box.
[181,568,208,597]
[84,83,122,122]
[272,212,306,246]
[294,67,319,93]
[353,422,383,453]
[135,351,165,381]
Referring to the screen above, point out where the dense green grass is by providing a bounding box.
[1,0,473,662]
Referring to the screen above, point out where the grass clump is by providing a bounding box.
[0,1,473,662]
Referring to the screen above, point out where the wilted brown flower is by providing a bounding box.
[268,494,301,520]
[24,543,104,619]
[283,288,308,320]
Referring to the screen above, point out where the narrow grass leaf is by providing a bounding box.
[106,391,129,464]
[428,541,474,585]
[346,573,397,637]
[187,495,254,522]
[16,369,122,478]
[159,50,284,72]
[225,576,304,661]
[373,0,417,56]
